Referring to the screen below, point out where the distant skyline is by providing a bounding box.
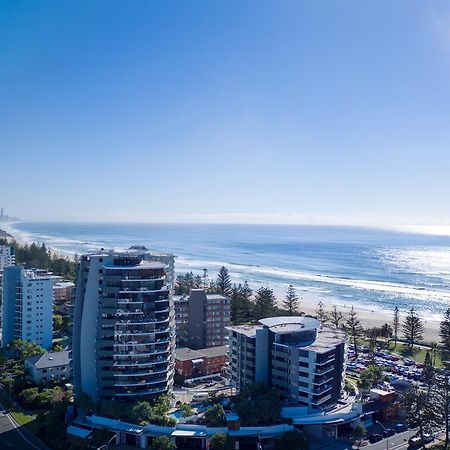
[1,1,450,227]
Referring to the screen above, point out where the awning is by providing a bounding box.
[172,430,206,437]
[67,425,92,439]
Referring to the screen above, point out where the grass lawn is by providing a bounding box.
[390,343,443,368]
[356,337,443,368]
[10,410,37,426]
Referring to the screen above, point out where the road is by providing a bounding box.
[367,429,417,450]
[0,406,48,450]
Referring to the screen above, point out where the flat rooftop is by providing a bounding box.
[226,324,261,338]
[260,316,320,333]
[228,321,347,352]
[302,326,348,354]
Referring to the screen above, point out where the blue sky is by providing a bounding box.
[1,1,450,226]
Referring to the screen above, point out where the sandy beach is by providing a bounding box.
[295,295,441,343]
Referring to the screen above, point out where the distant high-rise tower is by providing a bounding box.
[0,208,3,220]
[72,248,176,402]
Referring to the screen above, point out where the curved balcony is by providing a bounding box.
[114,337,172,348]
[116,317,170,326]
[114,368,168,377]
[115,327,170,336]
[119,287,168,294]
[121,276,166,282]
[114,377,167,387]
[114,386,168,397]
[113,358,168,368]
[114,348,170,358]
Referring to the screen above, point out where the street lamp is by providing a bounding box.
[96,434,116,450]
[376,421,389,450]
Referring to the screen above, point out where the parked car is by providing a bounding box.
[369,434,383,443]
[408,436,422,448]
[383,428,395,437]
[395,423,406,432]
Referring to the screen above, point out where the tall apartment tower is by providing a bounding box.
[173,289,231,349]
[1,267,53,349]
[0,245,15,273]
[228,317,348,410]
[72,249,176,402]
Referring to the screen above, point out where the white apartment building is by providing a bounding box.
[2,267,54,349]
[25,350,71,384]
[0,245,15,273]
[228,317,348,410]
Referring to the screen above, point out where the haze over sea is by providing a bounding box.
[6,222,450,320]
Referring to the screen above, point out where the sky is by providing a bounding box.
[1,1,450,227]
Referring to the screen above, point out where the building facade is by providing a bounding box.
[53,281,76,304]
[175,345,228,379]
[228,317,348,410]
[25,350,71,384]
[1,267,53,349]
[72,249,176,402]
[0,245,15,273]
[173,289,230,348]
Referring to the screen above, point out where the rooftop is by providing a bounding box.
[228,319,347,352]
[302,326,348,354]
[103,260,167,270]
[226,324,261,338]
[175,345,228,361]
[26,350,70,369]
[259,316,320,333]
[173,290,229,302]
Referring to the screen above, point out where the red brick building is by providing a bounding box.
[175,346,228,379]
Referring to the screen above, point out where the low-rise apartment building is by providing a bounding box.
[174,289,230,348]
[175,345,228,379]
[25,350,71,384]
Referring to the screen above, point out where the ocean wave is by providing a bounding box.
[176,256,450,302]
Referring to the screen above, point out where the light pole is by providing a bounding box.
[376,420,389,450]
[203,268,208,289]
[97,433,117,450]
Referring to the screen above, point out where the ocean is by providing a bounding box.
[5,222,450,319]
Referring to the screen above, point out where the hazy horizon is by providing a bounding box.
[1,1,450,226]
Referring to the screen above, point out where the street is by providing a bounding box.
[0,406,48,450]
[367,429,417,450]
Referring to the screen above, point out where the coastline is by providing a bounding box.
[2,222,443,342]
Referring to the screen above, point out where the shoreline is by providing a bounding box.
[2,222,443,342]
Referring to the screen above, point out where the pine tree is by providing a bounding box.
[240,281,253,322]
[434,375,450,448]
[230,283,253,325]
[422,352,434,389]
[404,386,437,448]
[440,308,450,364]
[283,285,299,316]
[346,306,363,356]
[402,307,424,349]
[216,266,232,295]
[315,301,328,324]
[254,287,276,320]
[330,305,344,329]
[393,306,400,347]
